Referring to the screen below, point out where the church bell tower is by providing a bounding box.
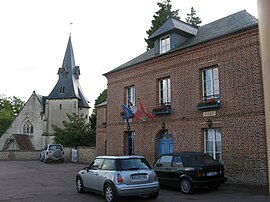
[43,36,90,145]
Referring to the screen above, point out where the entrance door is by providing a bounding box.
[158,132,174,157]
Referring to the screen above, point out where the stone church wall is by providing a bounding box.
[0,92,44,150]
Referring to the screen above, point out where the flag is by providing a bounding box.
[131,105,142,121]
[138,98,154,120]
[122,104,133,123]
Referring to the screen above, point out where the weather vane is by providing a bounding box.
[70,22,73,36]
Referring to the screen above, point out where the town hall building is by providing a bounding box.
[0,36,90,150]
[96,10,268,185]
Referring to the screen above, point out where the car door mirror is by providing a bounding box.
[155,163,163,167]
[83,167,90,172]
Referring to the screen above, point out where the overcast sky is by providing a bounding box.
[0,0,258,109]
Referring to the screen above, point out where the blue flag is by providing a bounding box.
[122,104,133,123]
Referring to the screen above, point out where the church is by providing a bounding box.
[0,36,90,150]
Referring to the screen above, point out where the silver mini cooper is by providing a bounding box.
[75,155,159,202]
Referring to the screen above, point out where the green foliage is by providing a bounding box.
[95,89,107,107]
[145,1,202,50]
[0,95,25,136]
[145,0,180,50]
[185,7,202,27]
[52,113,95,147]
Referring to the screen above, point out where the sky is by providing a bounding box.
[0,0,258,109]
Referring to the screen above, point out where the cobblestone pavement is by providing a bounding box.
[0,161,268,202]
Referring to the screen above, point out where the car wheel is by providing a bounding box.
[104,184,117,202]
[76,177,85,193]
[147,191,159,199]
[208,184,221,190]
[180,178,193,194]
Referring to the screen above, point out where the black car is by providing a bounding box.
[153,152,227,194]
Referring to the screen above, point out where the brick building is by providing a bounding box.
[96,10,268,185]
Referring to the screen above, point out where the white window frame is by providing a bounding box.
[204,128,222,161]
[202,67,220,100]
[159,78,171,105]
[160,35,170,54]
[126,86,135,107]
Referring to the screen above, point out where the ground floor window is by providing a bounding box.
[124,131,135,155]
[204,128,222,161]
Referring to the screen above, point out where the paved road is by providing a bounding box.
[0,161,268,202]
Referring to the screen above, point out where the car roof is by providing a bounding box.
[96,155,145,159]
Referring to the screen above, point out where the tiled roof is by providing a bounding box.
[104,10,257,76]
[148,18,198,40]
[96,101,107,107]
[14,134,34,150]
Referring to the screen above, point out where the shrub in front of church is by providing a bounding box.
[52,113,95,147]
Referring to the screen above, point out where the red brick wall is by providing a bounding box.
[96,105,107,155]
[99,27,268,185]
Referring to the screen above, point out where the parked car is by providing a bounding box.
[75,155,159,202]
[39,144,64,163]
[153,152,227,194]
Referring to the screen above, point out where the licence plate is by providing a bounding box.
[131,174,148,181]
[206,171,218,176]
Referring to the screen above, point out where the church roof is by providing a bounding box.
[47,36,90,108]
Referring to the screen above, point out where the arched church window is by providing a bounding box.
[23,119,33,135]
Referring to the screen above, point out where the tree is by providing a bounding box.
[145,0,180,50]
[52,113,95,147]
[185,7,202,27]
[0,95,25,136]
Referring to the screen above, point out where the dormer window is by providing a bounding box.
[160,35,170,54]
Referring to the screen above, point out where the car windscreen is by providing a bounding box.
[182,154,218,166]
[116,158,151,171]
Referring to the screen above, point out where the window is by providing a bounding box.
[125,86,135,107]
[202,67,220,100]
[204,129,222,161]
[159,78,171,105]
[173,156,183,167]
[117,158,151,170]
[23,119,33,135]
[160,35,170,54]
[60,86,65,93]
[102,159,115,171]
[158,155,173,167]
[90,158,104,170]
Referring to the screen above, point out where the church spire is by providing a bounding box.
[47,36,90,108]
